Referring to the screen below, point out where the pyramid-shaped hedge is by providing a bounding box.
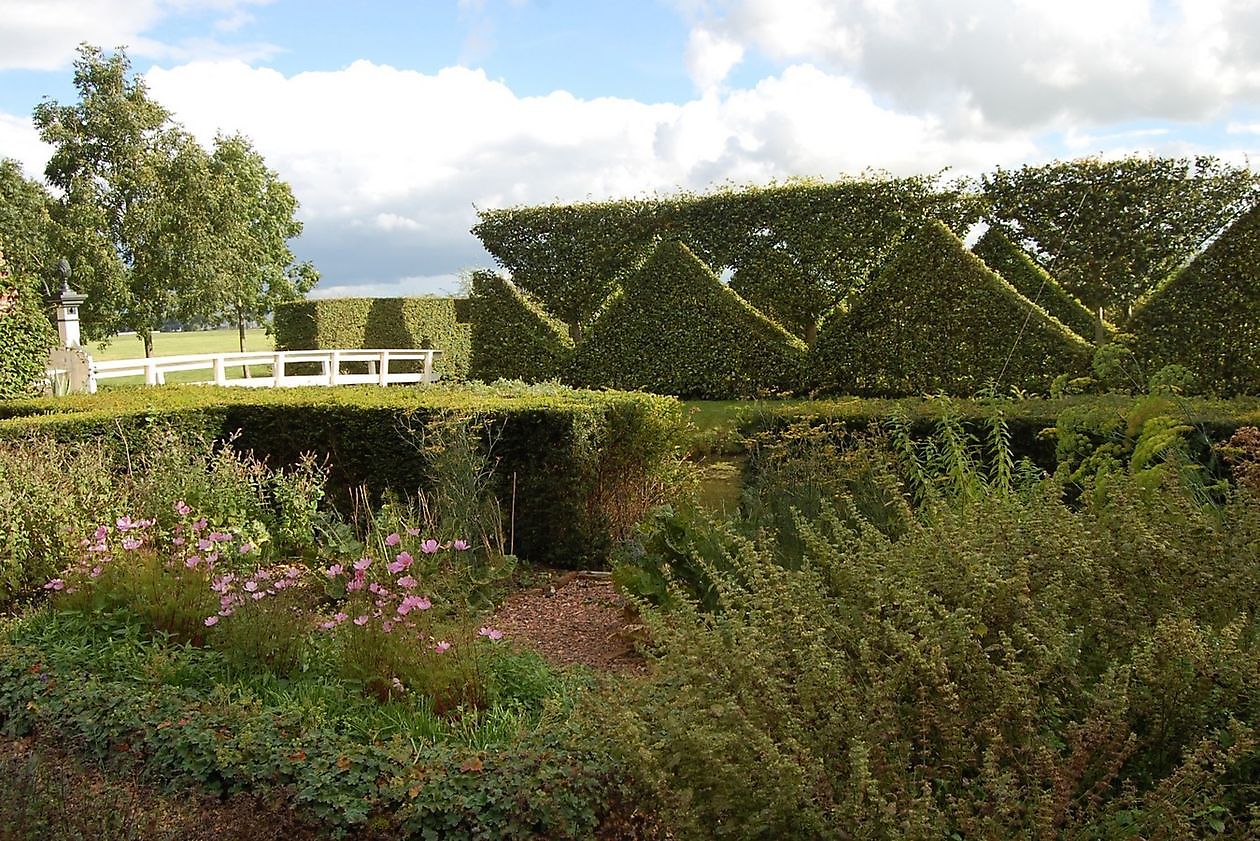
[568,240,807,398]
[468,270,574,382]
[1129,202,1260,395]
[812,221,1093,396]
[971,228,1107,342]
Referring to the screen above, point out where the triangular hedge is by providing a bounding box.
[971,228,1108,342]
[568,240,807,398]
[812,221,1093,396]
[1128,202,1260,395]
[468,270,574,382]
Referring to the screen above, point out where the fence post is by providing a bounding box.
[422,350,434,383]
[328,350,340,385]
[145,358,158,386]
[378,351,390,386]
[273,352,286,386]
[213,356,226,386]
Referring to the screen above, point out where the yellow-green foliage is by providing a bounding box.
[274,297,471,378]
[1129,201,1260,396]
[971,227,1108,342]
[468,270,573,382]
[0,249,56,399]
[812,221,1093,396]
[568,240,808,398]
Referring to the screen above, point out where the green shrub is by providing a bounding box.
[467,269,574,382]
[971,227,1107,342]
[1128,200,1260,396]
[0,248,57,399]
[595,470,1260,839]
[0,383,687,569]
[811,221,1094,396]
[274,296,471,379]
[568,240,808,398]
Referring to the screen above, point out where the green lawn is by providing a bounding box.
[90,328,275,386]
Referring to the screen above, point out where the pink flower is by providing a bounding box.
[433,640,451,654]
[197,538,213,552]
[346,574,366,592]
[172,536,186,547]
[193,517,208,531]
[325,563,343,578]
[239,542,254,554]
[116,515,138,532]
[384,532,401,547]
[251,591,266,600]
[208,531,232,543]
[452,539,470,551]
[121,537,143,551]
[204,615,219,626]
[353,614,369,626]
[273,579,289,591]
[184,556,200,569]
[406,527,421,537]
[420,539,440,555]
[333,612,349,624]
[381,620,395,633]
[388,551,413,574]
[93,525,109,541]
[44,578,65,591]
[174,500,192,516]
[319,620,336,630]
[353,557,372,572]
[244,580,258,592]
[211,574,234,593]
[286,568,301,579]
[478,626,504,641]
[396,575,418,589]
[396,595,432,616]
[89,566,102,578]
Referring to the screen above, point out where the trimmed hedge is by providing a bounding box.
[812,221,1093,396]
[274,297,471,379]
[971,227,1107,342]
[1129,201,1260,396]
[0,383,686,569]
[468,270,574,383]
[568,240,808,399]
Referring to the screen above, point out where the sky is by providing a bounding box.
[1,0,1258,299]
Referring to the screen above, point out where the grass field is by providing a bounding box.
[91,328,275,386]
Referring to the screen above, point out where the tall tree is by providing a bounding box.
[33,43,216,356]
[206,133,317,352]
[0,158,58,288]
[982,156,1260,324]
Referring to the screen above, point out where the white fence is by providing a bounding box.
[51,348,444,393]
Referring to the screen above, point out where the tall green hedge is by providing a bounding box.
[0,249,56,399]
[0,384,685,569]
[812,221,1093,396]
[971,228,1107,342]
[468,270,574,382]
[274,297,471,378]
[1128,201,1260,395]
[568,240,807,398]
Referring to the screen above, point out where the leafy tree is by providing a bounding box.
[205,133,317,352]
[981,156,1260,323]
[0,159,58,288]
[33,44,218,356]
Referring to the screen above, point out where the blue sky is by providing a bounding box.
[1,0,1258,299]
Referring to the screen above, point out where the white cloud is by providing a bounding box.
[685,27,745,90]
[688,0,1260,130]
[0,0,277,70]
[0,113,51,178]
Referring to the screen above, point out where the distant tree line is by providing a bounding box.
[0,44,316,357]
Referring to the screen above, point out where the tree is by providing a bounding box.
[33,43,218,356]
[205,133,317,353]
[981,156,1260,324]
[0,158,58,288]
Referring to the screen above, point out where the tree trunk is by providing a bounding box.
[804,320,818,346]
[141,331,153,358]
[237,306,250,378]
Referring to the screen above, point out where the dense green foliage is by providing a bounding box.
[982,155,1260,317]
[812,221,1093,396]
[467,270,574,382]
[0,383,685,570]
[568,240,808,398]
[1128,200,1260,396]
[473,175,976,341]
[0,248,57,400]
[601,408,1260,839]
[274,296,472,379]
[971,227,1106,342]
[0,158,58,287]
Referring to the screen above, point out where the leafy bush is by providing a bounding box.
[811,220,1093,396]
[971,226,1105,342]
[1128,199,1260,396]
[467,269,574,382]
[595,469,1260,839]
[568,240,808,398]
[0,248,57,399]
[274,296,471,379]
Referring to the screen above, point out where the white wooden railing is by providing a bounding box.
[70,349,443,393]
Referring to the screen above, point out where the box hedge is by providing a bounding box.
[468,270,574,383]
[971,227,1108,343]
[811,221,1094,396]
[0,383,686,569]
[1128,201,1260,396]
[568,240,808,399]
[274,297,471,379]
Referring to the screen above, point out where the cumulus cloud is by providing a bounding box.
[0,113,50,177]
[0,0,277,70]
[135,58,1037,291]
[685,27,745,90]
[686,0,1260,130]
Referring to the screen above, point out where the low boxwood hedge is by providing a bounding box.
[0,383,686,569]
